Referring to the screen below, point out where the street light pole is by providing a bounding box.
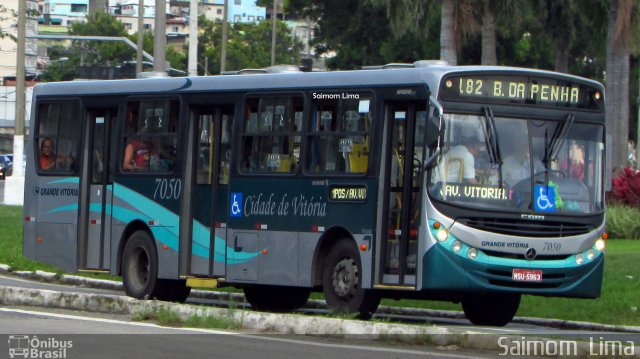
[271,0,277,66]
[137,0,144,74]
[153,0,167,72]
[220,0,228,73]
[188,0,198,76]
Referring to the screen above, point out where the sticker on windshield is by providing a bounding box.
[534,185,556,212]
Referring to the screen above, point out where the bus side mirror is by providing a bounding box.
[426,115,444,149]
[427,96,444,149]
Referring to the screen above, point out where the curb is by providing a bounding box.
[2,284,639,358]
[2,264,640,335]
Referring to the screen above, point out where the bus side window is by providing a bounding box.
[241,96,302,174]
[35,102,81,173]
[123,100,178,173]
[307,95,370,174]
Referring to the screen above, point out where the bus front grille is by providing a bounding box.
[457,217,592,237]
[482,249,571,261]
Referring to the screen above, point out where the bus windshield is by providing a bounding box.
[428,113,605,215]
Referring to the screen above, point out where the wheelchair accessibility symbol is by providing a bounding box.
[230,192,243,217]
[534,185,556,213]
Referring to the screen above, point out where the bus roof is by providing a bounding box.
[32,64,604,98]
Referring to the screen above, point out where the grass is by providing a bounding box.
[1,204,638,326]
[132,308,242,329]
[384,240,640,326]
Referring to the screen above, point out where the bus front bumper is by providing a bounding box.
[421,243,604,299]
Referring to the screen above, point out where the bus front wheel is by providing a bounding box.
[462,292,521,326]
[322,240,380,319]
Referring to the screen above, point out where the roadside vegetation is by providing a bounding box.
[1,204,638,326]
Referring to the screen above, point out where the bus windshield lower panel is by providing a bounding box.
[428,114,604,215]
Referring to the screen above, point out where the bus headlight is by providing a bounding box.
[595,239,605,252]
[468,248,478,260]
[576,254,584,265]
[436,229,449,242]
[451,240,462,253]
[587,249,596,261]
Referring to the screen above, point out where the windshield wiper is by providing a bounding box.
[482,106,502,165]
[546,113,575,163]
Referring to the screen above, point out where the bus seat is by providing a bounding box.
[348,142,368,173]
[445,157,464,182]
[278,155,291,172]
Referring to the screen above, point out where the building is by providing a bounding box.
[40,0,89,26]
[0,0,39,81]
[0,1,38,152]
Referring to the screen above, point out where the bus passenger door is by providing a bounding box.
[377,102,427,287]
[186,106,234,277]
[79,108,117,270]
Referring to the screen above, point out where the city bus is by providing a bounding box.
[23,62,607,326]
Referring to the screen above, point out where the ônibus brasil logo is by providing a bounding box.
[8,335,73,359]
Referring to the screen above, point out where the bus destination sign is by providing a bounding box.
[329,184,367,202]
[439,73,603,111]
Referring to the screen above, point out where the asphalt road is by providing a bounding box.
[0,179,4,203]
[0,307,490,359]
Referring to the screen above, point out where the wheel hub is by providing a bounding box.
[332,258,358,298]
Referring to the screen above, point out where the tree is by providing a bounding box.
[199,17,302,74]
[68,11,133,65]
[606,0,638,172]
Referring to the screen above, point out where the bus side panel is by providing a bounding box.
[259,231,298,285]
[23,176,80,273]
[111,180,181,280]
[35,223,77,272]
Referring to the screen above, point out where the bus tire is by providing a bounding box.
[462,292,521,327]
[156,279,191,303]
[322,240,380,319]
[122,230,162,300]
[244,285,310,312]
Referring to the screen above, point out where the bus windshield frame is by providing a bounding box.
[427,112,605,215]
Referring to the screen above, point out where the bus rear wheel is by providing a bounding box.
[462,292,521,326]
[244,285,310,312]
[322,240,380,319]
[122,230,190,302]
[122,230,160,299]
[156,279,191,303]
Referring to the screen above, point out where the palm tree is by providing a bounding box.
[440,0,458,64]
[477,0,522,65]
[605,0,636,172]
[371,0,476,65]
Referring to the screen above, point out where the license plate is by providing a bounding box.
[512,269,543,282]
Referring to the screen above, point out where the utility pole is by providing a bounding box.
[220,0,228,73]
[154,0,167,72]
[136,0,144,74]
[14,0,26,176]
[188,0,198,76]
[6,0,27,205]
[271,0,277,66]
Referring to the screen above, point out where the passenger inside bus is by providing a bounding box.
[502,138,544,186]
[123,130,158,171]
[38,137,74,171]
[441,136,485,184]
[558,142,585,181]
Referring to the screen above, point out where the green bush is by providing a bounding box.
[606,204,640,239]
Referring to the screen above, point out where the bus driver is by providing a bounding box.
[441,136,485,184]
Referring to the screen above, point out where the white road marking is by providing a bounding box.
[0,307,490,358]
